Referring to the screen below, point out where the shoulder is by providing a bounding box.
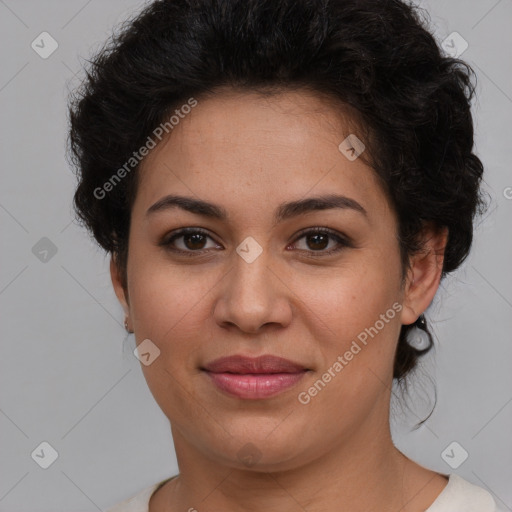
[105,477,174,512]
[105,473,501,512]
[426,474,498,512]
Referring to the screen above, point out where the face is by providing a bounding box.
[111,89,441,471]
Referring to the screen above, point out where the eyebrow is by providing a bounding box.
[146,193,367,224]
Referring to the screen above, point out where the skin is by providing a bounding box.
[110,88,449,512]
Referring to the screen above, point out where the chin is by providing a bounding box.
[207,425,314,472]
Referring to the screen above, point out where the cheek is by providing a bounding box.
[129,257,214,421]
[297,249,402,349]
[126,255,217,409]
[128,249,219,338]
[293,249,402,407]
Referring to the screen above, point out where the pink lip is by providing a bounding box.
[203,354,307,374]
[202,355,309,399]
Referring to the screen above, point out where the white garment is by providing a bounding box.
[106,473,498,512]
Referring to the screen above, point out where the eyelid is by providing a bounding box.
[290,226,350,244]
[160,227,221,250]
[288,227,352,255]
[160,226,352,256]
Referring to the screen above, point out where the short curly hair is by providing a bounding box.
[68,0,486,382]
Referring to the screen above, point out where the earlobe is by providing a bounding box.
[401,225,448,326]
[110,255,130,315]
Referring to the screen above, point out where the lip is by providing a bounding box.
[202,354,308,374]
[201,355,309,399]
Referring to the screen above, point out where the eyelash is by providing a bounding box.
[159,227,352,258]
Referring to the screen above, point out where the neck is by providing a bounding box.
[151,418,437,512]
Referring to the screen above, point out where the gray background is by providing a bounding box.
[0,0,511,510]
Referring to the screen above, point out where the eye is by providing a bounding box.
[160,227,221,255]
[289,227,351,256]
[160,226,352,257]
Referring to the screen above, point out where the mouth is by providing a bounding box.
[200,355,310,400]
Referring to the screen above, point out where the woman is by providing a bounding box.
[68,0,497,510]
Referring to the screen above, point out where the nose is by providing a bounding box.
[213,248,293,334]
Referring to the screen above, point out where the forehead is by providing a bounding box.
[133,89,389,221]
[144,88,363,163]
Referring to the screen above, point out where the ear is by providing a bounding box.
[110,255,130,317]
[401,224,448,325]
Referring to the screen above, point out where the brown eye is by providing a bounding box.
[305,233,329,250]
[291,228,352,256]
[182,232,208,250]
[161,228,220,254]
